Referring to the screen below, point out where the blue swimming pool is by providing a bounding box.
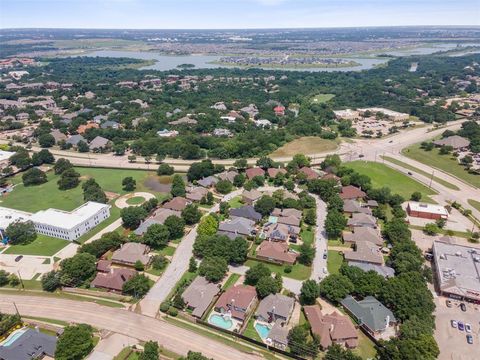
[0,328,27,347]
[209,314,233,330]
[255,323,271,339]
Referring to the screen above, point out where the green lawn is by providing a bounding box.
[311,93,335,104]
[223,273,240,290]
[353,330,377,359]
[346,161,438,203]
[243,318,262,342]
[158,245,176,257]
[126,196,145,205]
[228,196,243,209]
[381,156,459,190]
[468,199,480,212]
[245,259,311,281]
[327,250,344,275]
[402,144,480,188]
[300,228,314,246]
[3,234,69,256]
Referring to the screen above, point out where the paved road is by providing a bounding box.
[310,195,328,281]
[0,295,261,360]
[139,189,244,317]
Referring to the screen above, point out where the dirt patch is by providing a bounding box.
[105,191,120,201]
[270,137,338,158]
[144,176,172,193]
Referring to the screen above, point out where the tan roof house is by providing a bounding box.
[340,186,367,200]
[111,242,150,267]
[256,241,298,265]
[182,276,220,318]
[344,241,383,265]
[163,196,190,211]
[186,186,209,202]
[342,227,383,246]
[242,189,262,205]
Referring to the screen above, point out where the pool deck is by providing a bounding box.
[208,311,242,332]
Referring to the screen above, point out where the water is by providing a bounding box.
[209,314,233,330]
[81,50,388,72]
[255,323,271,339]
[0,328,26,347]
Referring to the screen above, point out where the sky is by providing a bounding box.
[0,0,479,29]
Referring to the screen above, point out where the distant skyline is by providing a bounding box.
[0,0,479,29]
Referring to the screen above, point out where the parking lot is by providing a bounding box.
[434,296,480,360]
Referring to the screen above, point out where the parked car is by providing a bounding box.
[359,154,365,158]
[14,255,23,262]
[451,320,458,328]
[467,334,473,344]
[460,303,467,312]
[407,171,413,175]
[322,267,327,274]
[323,251,328,259]
[458,321,465,331]
[465,323,472,333]
[446,300,452,308]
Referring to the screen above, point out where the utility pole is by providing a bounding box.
[13,302,20,317]
[429,170,434,189]
[17,270,24,290]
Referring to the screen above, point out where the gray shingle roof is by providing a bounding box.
[230,205,262,222]
[256,293,295,321]
[0,328,57,360]
[218,217,255,236]
[66,134,85,146]
[341,296,396,333]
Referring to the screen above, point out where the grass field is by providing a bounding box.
[353,331,377,359]
[402,144,480,188]
[270,137,338,157]
[245,259,311,280]
[126,196,146,205]
[468,199,480,212]
[327,250,343,275]
[244,318,263,342]
[381,156,459,190]
[3,234,69,256]
[228,196,243,209]
[346,161,438,203]
[310,93,335,104]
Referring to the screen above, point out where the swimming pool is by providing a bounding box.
[0,328,27,347]
[209,314,234,330]
[255,323,271,339]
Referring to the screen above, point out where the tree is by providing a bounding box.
[181,204,202,225]
[304,208,316,226]
[38,133,55,148]
[321,154,341,171]
[22,168,47,186]
[157,163,174,175]
[188,256,197,272]
[299,279,319,305]
[215,179,233,194]
[244,263,271,286]
[54,158,73,175]
[32,149,55,165]
[134,260,145,271]
[187,160,215,182]
[219,201,230,216]
[197,215,219,236]
[55,324,94,360]
[254,195,276,216]
[411,191,422,201]
[182,351,212,360]
[9,149,31,169]
[83,180,107,203]
[5,220,36,245]
[122,176,136,191]
[318,274,355,303]
[128,155,136,163]
[325,210,347,238]
[340,264,385,298]
[77,140,89,153]
[41,270,61,291]
[325,344,362,360]
[79,232,125,258]
[198,256,227,282]
[298,243,315,266]
[143,224,170,249]
[287,326,319,358]
[164,215,185,239]
[0,270,9,287]
[424,223,439,235]
[171,174,186,197]
[234,158,248,170]
[121,206,147,229]
[288,153,310,170]
[233,173,246,187]
[256,274,282,298]
[123,274,151,298]
[57,168,80,190]
[139,341,160,360]
[307,179,337,201]
[256,156,274,169]
[60,253,96,286]
[113,143,126,156]
[383,218,411,244]
[151,255,168,271]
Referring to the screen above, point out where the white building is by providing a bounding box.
[157,129,179,137]
[0,207,31,240]
[254,119,272,128]
[30,202,111,241]
[357,108,409,122]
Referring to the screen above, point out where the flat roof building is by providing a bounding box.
[432,241,480,302]
[407,202,449,220]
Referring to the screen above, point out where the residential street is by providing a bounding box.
[310,195,329,281]
[0,294,260,360]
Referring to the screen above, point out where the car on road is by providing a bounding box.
[466,334,473,344]
[14,255,23,262]
[451,320,458,328]
[359,154,364,158]
[407,171,413,175]
[389,140,393,143]
[322,267,327,274]
[465,323,472,333]
[460,303,467,312]
[446,299,452,307]
[458,322,465,331]
[323,251,327,259]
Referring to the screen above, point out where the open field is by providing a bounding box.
[3,234,69,256]
[402,144,480,188]
[381,156,459,190]
[346,161,438,203]
[310,93,335,104]
[270,137,338,158]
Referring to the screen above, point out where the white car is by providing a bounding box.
[451,320,458,328]
[322,267,327,274]
[465,323,472,333]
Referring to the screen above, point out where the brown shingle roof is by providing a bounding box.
[111,243,150,266]
[246,167,265,179]
[340,186,366,200]
[215,285,256,321]
[267,168,287,178]
[91,268,136,292]
[163,196,190,211]
[256,241,298,264]
[299,167,319,179]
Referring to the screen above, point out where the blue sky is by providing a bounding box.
[0,0,479,29]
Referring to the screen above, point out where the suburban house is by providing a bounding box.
[89,136,111,152]
[347,213,377,229]
[182,276,221,318]
[406,202,449,220]
[274,105,285,116]
[133,218,162,236]
[50,129,67,143]
[217,170,238,183]
[343,200,372,216]
[91,268,136,292]
[267,168,286,178]
[197,176,219,188]
[218,217,255,238]
[242,189,262,205]
[96,259,111,273]
[342,227,383,246]
[304,305,358,350]
[339,186,367,200]
[150,208,181,223]
[255,293,295,323]
[100,120,120,129]
[186,186,209,202]
[348,261,395,278]
[343,241,383,265]
[77,122,99,134]
[0,328,57,360]
[214,285,257,322]
[433,135,470,150]
[272,208,302,219]
[256,241,298,265]
[163,197,190,211]
[265,322,289,350]
[230,205,262,222]
[157,129,179,137]
[263,223,300,242]
[168,116,198,125]
[111,242,151,267]
[245,167,265,180]
[299,167,319,180]
[341,296,397,339]
[66,134,86,147]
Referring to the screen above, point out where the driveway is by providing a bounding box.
[0,294,260,360]
[87,333,138,360]
[310,195,328,281]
